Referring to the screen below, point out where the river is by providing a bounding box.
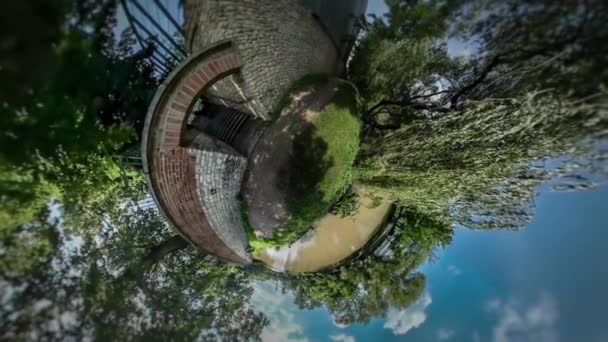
[257,193,392,273]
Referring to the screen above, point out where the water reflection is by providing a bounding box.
[252,208,452,328]
[258,193,392,273]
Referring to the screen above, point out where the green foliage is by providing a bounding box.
[0,1,142,169]
[399,208,454,249]
[270,73,330,121]
[350,0,608,229]
[353,37,452,108]
[241,202,287,257]
[356,92,608,229]
[2,181,269,340]
[380,0,450,40]
[451,0,608,100]
[272,208,452,325]
[0,0,159,272]
[284,82,362,240]
[351,0,608,120]
[0,165,55,231]
[0,212,58,276]
[350,0,453,107]
[329,184,360,218]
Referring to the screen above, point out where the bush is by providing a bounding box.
[330,184,360,218]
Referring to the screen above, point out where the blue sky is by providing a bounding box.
[416,185,608,342]
[250,184,608,342]
[245,3,608,341]
[114,0,183,43]
[366,0,389,17]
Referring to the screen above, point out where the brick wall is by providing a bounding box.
[142,41,251,264]
[183,0,341,117]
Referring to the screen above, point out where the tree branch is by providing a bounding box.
[368,99,450,116]
[121,235,190,283]
[449,54,503,107]
[140,235,190,272]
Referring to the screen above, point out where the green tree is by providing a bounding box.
[1,182,268,341]
[272,209,452,325]
[351,0,608,229]
[0,0,158,228]
[0,0,160,274]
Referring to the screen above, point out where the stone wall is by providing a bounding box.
[298,0,368,58]
[142,41,252,264]
[195,150,249,261]
[183,0,341,117]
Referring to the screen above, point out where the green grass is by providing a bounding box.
[284,81,362,239]
[269,73,330,121]
[242,200,310,258]
[241,201,290,258]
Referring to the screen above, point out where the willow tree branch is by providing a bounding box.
[367,100,450,117]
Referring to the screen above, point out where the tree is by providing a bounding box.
[357,93,607,229]
[352,0,608,123]
[1,182,268,341]
[0,0,158,232]
[350,0,456,128]
[0,0,161,276]
[351,0,608,229]
[272,209,452,325]
[0,3,268,339]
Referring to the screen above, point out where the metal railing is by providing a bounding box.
[120,0,188,75]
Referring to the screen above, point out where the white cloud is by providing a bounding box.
[384,292,432,335]
[260,318,308,342]
[447,265,462,276]
[438,328,455,340]
[330,333,355,342]
[250,282,309,342]
[486,298,502,311]
[486,292,559,342]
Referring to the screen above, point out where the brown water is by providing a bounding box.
[258,194,391,273]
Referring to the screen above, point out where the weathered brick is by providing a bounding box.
[144,42,250,264]
[171,102,188,112]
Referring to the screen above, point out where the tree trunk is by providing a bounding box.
[139,235,190,272]
[123,235,190,282]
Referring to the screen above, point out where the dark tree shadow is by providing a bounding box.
[282,121,334,231]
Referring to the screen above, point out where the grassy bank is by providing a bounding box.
[285,82,362,235]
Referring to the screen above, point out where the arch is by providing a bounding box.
[142,40,251,264]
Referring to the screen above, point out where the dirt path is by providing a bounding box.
[241,78,341,237]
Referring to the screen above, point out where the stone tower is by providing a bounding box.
[143,0,367,264]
